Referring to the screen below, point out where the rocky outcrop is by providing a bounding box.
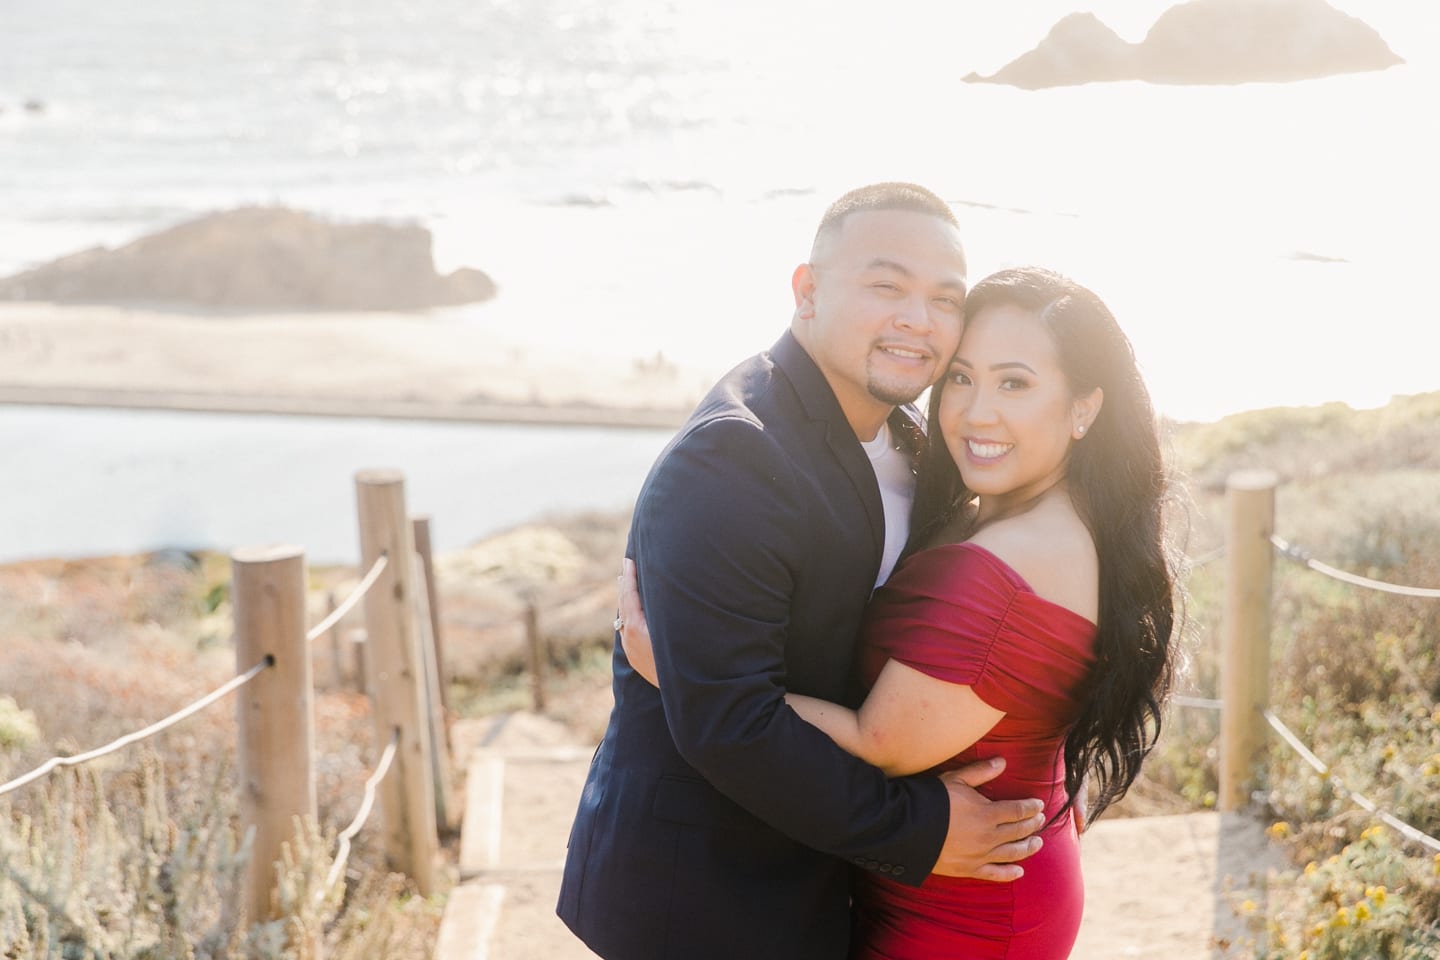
[966,13,1137,90]
[1138,0,1402,84]
[0,207,497,311]
[966,0,1403,89]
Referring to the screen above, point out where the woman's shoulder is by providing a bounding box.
[967,504,1098,624]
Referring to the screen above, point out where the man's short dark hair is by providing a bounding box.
[812,182,961,256]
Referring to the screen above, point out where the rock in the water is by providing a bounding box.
[1138,0,1403,84]
[0,207,498,311]
[984,13,1137,90]
[968,0,1402,89]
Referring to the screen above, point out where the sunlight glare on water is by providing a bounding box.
[1,0,1438,425]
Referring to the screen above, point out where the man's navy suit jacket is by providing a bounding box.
[557,331,950,959]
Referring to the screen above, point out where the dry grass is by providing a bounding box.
[0,551,442,958]
[4,391,1439,956]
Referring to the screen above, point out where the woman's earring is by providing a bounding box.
[1076,424,1086,437]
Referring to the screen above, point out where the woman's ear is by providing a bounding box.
[1072,387,1103,439]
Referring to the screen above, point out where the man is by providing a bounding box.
[557,183,1045,960]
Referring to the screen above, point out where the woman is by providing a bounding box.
[619,266,1176,958]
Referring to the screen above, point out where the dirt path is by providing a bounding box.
[436,712,1283,960]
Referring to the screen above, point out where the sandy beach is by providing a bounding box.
[0,302,717,427]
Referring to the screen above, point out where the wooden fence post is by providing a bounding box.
[411,516,451,727]
[324,590,344,690]
[410,515,456,827]
[525,599,547,712]
[233,545,316,927]
[411,544,456,833]
[354,470,439,895]
[1219,470,1277,812]
[350,627,367,695]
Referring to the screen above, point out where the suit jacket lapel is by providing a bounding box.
[888,404,926,476]
[769,332,885,564]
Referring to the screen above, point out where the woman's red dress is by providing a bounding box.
[851,542,1098,960]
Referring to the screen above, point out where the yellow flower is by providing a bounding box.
[1366,885,1387,904]
[1354,901,1371,922]
[1304,861,1318,876]
[1381,743,1397,760]
[1266,821,1291,840]
[1331,906,1351,928]
[1298,952,1310,960]
[1310,922,1327,937]
[1360,825,1384,842]
[1240,899,1257,915]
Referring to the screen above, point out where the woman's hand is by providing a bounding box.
[616,558,659,686]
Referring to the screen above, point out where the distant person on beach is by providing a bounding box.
[556,182,1048,960]
[615,266,1178,957]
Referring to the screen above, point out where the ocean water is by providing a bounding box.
[3,0,1439,422]
[1,1,1438,559]
[0,405,672,564]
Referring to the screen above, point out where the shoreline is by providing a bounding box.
[0,384,690,430]
[0,301,718,426]
[7,371,1432,435]
[2,301,1433,431]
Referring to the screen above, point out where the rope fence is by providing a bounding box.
[0,553,391,801]
[0,657,272,800]
[1185,545,1226,568]
[307,554,388,643]
[322,727,401,900]
[1171,474,1440,871]
[1270,534,1440,598]
[4,471,452,944]
[1263,709,1440,855]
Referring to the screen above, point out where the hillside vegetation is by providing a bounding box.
[2,390,1438,957]
[1160,391,1440,956]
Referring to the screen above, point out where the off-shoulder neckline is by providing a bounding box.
[903,541,1098,628]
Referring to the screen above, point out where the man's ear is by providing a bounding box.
[791,263,816,319]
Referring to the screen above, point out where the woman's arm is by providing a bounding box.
[619,560,1004,777]
[787,662,1004,777]
[616,558,659,684]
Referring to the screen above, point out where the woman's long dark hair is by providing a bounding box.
[910,266,1176,826]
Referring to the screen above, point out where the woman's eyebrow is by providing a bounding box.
[949,359,1038,374]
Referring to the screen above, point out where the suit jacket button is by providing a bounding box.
[891,865,905,877]
[879,863,894,873]
[853,857,867,866]
[865,859,880,871]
